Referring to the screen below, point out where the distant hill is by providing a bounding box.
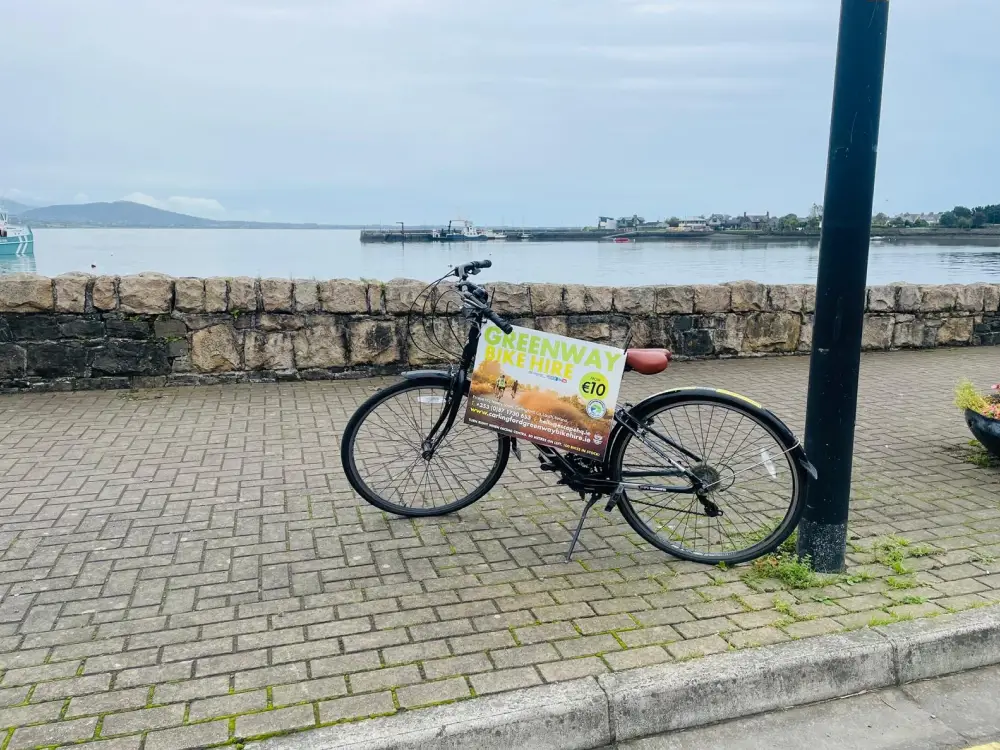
[16,201,361,229]
[2,199,37,217]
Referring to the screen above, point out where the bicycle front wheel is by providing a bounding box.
[341,374,509,517]
[609,389,806,565]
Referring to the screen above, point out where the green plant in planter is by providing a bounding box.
[955,380,1000,419]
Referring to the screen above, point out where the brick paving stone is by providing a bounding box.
[349,664,421,693]
[397,677,471,708]
[153,676,231,704]
[666,635,731,659]
[66,687,150,717]
[423,653,493,680]
[145,721,230,750]
[724,627,791,649]
[0,348,999,746]
[470,667,542,695]
[235,705,316,738]
[318,691,396,723]
[539,657,609,682]
[189,690,267,721]
[272,676,348,706]
[781,618,846,639]
[603,646,672,671]
[101,705,185,735]
[490,643,560,669]
[8,716,98,749]
[554,634,621,658]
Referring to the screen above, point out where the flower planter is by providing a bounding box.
[965,408,1000,458]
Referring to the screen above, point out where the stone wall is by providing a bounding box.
[1,273,998,391]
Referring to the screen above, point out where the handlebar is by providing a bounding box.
[453,259,492,279]
[484,309,513,335]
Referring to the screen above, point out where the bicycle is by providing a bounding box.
[340,260,817,565]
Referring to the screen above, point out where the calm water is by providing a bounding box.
[3,229,1000,285]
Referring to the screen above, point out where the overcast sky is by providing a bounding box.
[4,0,998,224]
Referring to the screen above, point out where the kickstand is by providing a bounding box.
[565,494,601,562]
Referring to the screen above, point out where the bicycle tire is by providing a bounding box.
[609,388,807,565]
[341,374,510,517]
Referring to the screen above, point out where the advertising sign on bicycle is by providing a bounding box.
[464,323,626,459]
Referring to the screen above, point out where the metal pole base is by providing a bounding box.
[796,518,849,573]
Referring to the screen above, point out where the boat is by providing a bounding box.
[432,219,488,242]
[482,228,507,240]
[0,210,33,256]
[613,237,632,243]
[519,232,532,241]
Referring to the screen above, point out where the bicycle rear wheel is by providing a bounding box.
[609,389,806,565]
[341,374,509,517]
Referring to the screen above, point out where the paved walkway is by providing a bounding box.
[1,348,999,749]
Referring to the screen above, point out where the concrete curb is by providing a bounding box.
[247,605,1000,750]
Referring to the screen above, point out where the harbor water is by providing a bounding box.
[3,229,1000,285]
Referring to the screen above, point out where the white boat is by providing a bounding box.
[0,210,33,256]
[482,228,507,240]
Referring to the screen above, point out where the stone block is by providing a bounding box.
[677,329,715,357]
[384,279,429,315]
[728,280,767,312]
[743,312,801,353]
[260,278,294,312]
[693,285,731,314]
[896,285,921,313]
[0,343,26,377]
[985,285,1000,312]
[0,274,54,312]
[406,318,467,365]
[348,320,401,365]
[294,280,320,313]
[119,273,174,314]
[919,286,957,312]
[489,283,532,316]
[655,286,695,315]
[54,273,92,313]
[768,284,811,314]
[92,276,119,311]
[0,318,8,343]
[153,319,187,338]
[565,284,613,313]
[625,317,667,348]
[7,314,104,341]
[936,316,974,346]
[613,286,656,316]
[320,279,369,314]
[174,278,205,313]
[533,316,569,337]
[892,315,930,348]
[713,314,746,355]
[566,317,611,343]
[91,340,170,376]
[798,315,814,352]
[260,314,306,332]
[866,286,896,313]
[204,279,228,312]
[105,317,151,339]
[244,332,294,370]
[191,324,242,372]
[26,342,90,377]
[229,277,258,312]
[861,315,894,350]
[293,323,347,368]
[529,284,564,315]
[956,284,987,312]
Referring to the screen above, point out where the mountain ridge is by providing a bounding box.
[10,201,362,229]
